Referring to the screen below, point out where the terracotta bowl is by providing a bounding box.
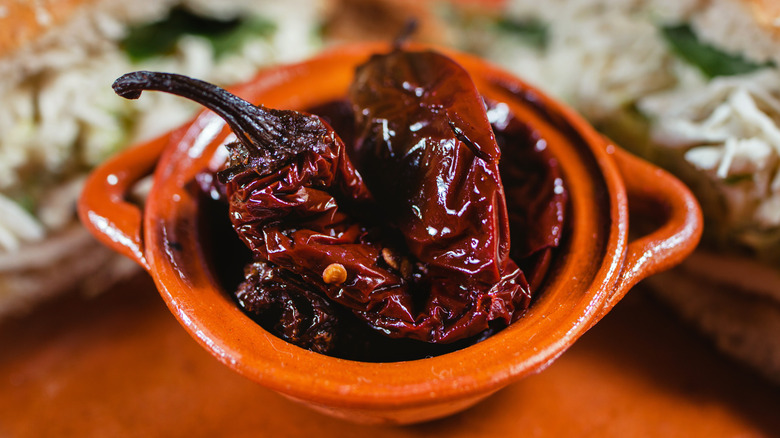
[79,43,702,425]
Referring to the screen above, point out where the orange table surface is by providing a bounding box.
[1,273,778,437]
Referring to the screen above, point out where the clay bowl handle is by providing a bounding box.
[78,134,169,271]
[600,145,703,316]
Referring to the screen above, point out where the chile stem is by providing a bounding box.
[113,71,283,156]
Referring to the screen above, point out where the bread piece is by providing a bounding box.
[0,0,99,54]
[647,252,780,384]
[0,225,138,319]
[743,0,780,37]
[0,0,175,90]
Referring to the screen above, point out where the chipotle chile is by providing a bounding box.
[112,46,567,360]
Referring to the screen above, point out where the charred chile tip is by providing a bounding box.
[112,71,156,100]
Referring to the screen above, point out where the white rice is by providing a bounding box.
[640,69,780,232]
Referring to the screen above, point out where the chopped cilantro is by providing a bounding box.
[121,7,276,62]
[661,24,772,78]
[724,174,754,185]
[14,193,37,215]
[494,18,548,50]
[209,17,276,58]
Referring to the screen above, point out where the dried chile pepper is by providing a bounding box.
[112,46,567,357]
[346,47,530,341]
[114,71,370,353]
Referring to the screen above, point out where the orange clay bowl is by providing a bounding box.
[79,43,702,425]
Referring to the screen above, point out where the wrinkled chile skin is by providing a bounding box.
[224,113,425,332]
[349,49,530,341]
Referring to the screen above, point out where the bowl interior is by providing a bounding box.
[142,44,626,408]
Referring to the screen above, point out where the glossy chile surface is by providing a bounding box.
[79,43,703,425]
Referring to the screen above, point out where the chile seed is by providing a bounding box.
[322,263,348,285]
